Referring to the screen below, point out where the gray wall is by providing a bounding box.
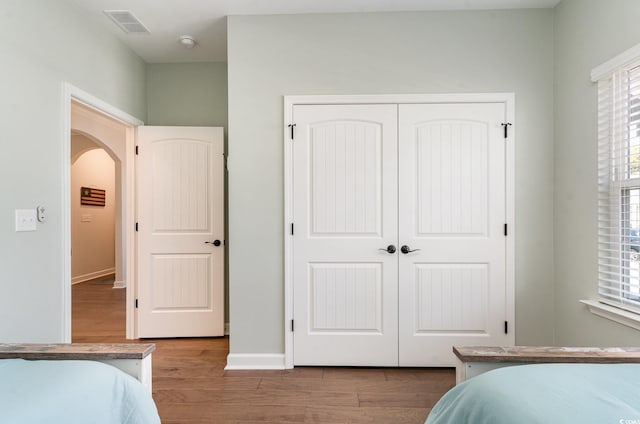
[227,10,556,354]
[146,62,228,128]
[554,0,640,345]
[0,0,146,342]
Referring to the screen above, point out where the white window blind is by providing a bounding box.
[598,62,640,312]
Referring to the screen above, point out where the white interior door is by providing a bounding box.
[398,103,512,366]
[137,126,224,338]
[292,104,399,366]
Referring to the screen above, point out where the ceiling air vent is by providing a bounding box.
[103,10,150,34]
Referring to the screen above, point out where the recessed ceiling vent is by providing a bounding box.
[103,10,150,34]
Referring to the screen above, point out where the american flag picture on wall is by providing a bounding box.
[80,187,106,206]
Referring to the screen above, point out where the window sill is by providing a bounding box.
[581,300,640,331]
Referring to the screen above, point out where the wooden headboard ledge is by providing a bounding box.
[453,345,640,364]
[453,345,640,384]
[0,343,155,361]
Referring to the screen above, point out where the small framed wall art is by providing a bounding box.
[80,187,106,206]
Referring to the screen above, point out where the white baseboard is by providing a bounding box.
[71,268,116,285]
[113,280,125,289]
[224,353,285,370]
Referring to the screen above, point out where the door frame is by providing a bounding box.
[283,93,515,368]
[62,83,143,341]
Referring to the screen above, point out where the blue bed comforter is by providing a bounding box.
[426,363,640,424]
[0,358,160,424]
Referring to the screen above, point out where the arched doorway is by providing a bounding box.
[70,100,130,340]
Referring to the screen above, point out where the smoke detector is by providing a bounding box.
[103,10,150,34]
[178,35,197,48]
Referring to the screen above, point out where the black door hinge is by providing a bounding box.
[288,123,296,140]
[291,223,294,235]
[501,122,512,139]
[504,321,508,334]
[291,319,294,332]
[504,223,508,236]
[135,222,139,232]
[135,299,139,309]
[135,145,139,155]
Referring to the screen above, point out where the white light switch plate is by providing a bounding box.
[15,209,37,232]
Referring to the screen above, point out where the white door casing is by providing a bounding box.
[137,126,224,338]
[398,103,513,366]
[62,83,142,342]
[285,94,515,368]
[292,104,399,366]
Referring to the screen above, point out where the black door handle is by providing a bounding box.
[378,245,396,254]
[400,245,420,254]
[205,240,222,247]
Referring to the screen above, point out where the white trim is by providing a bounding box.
[591,42,640,82]
[113,280,126,289]
[283,97,294,369]
[71,268,116,285]
[124,125,137,339]
[285,92,516,106]
[504,95,516,343]
[62,82,143,342]
[224,353,286,370]
[581,300,640,331]
[62,86,72,343]
[283,93,516,369]
[67,85,143,127]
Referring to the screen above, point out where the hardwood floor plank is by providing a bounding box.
[154,365,226,378]
[157,404,308,422]
[384,368,454,382]
[258,376,454,394]
[322,367,387,381]
[303,406,430,424]
[224,367,324,379]
[358,391,445,408]
[154,388,359,407]
[152,376,262,391]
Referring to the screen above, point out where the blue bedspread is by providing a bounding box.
[0,359,160,424]
[426,363,640,424]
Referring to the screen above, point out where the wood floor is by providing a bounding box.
[72,279,454,424]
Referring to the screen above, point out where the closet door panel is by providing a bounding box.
[398,103,512,366]
[292,104,399,366]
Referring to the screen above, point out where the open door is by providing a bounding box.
[137,126,224,338]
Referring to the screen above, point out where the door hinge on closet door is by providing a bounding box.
[135,222,139,232]
[135,145,139,155]
[504,321,508,334]
[504,223,508,236]
[290,223,294,235]
[291,319,294,332]
[288,123,296,140]
[135,299,139,309]
[501,122,512,139]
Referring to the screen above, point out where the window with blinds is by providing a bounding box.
[598,61,640,312]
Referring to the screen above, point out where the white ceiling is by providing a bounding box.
[69,0,561,63]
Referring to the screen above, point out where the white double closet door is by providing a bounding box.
[292,102,513,366]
